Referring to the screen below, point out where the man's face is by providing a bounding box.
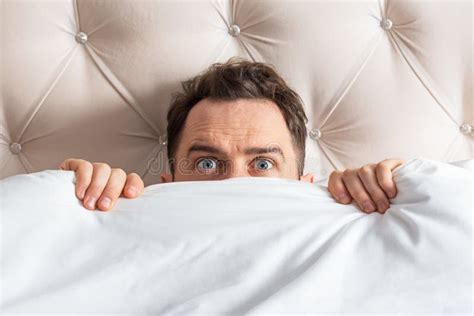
[161,98,314,183]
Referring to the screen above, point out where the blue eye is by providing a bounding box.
[255,159,273,171]
[196,158,218,171]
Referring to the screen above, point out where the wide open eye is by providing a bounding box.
[196,158,218,172]
[254,158,274,171]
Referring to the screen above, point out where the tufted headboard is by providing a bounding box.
[1,0,472,186]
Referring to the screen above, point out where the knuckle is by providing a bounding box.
[62,158,72,165]
[77,159,89,165]
[329,170,342,180]
[364,165,374,172]
[128,172,140,178]
[93,162,111,172]
[329,169,340,176]
[375,162,385,172]
[112,168,127,178]
[358,166,372,177]
[382,158,395,164]
[342,169,352,179]
[80,162,93,172]
[60,158,78,169]
[128,173,144,186]
[79,161,93,171]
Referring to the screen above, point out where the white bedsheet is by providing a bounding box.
[1,158,472,314]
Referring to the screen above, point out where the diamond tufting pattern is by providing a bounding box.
[1,0,472,185]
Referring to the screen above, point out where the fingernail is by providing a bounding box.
[100,197,111,209]
[379,202,389,212]
[338,194,350,203]
[85,197,96,209]
[127,187,137,196]
[363,201,376,212]
[78,189,85,200]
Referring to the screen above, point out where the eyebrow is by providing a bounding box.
[187,144,226,156]
[187,143,285,160]
[244,146,285,160]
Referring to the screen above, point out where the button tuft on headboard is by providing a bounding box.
[9,143,22,155]
[380,18,393,31]
[75,32,88,44]
[229,25,241,37]
[309,129,322,140]
[459,123,472,135]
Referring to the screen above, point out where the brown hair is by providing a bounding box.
[166,57,308,175]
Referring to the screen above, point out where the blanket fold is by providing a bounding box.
[0,158,472,314]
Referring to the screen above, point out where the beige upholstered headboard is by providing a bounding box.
[1,0,472,185]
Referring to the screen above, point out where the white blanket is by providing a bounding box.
[1,158,472,314]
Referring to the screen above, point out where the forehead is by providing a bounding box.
[180,98,292,147]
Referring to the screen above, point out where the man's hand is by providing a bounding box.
[328,159,405,214]
[59,159,144,211]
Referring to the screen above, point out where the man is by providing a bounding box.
[60,58,404,214]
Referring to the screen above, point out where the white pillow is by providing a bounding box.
[1,158,472,314]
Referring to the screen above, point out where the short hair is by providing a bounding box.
[166,57,308,175]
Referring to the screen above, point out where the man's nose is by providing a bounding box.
[223,161,249,179]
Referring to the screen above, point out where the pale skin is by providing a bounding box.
[59,98,404,214]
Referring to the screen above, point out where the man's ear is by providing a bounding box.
[300,173,315,184]
[160,173,173,183]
